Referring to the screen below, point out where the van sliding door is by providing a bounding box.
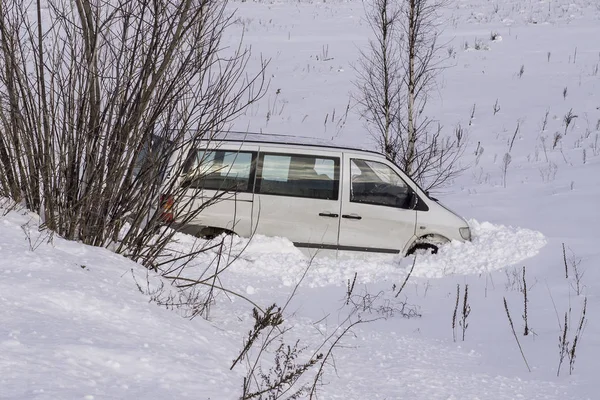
[252,150,341,250]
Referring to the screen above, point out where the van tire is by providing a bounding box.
[200,227,236,240]
[407,235,449,256]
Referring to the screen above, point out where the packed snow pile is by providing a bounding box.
[167,219,546,289]
[414,219,547,278]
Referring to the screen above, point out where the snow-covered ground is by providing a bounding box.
[2,0,600,398]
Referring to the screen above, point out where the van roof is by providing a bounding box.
[202,131,384,156]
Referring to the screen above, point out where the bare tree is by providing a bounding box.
[354,0,404,161]
[355,0,465,190]
[0,0,267,266]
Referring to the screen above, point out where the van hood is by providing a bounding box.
[433,199,469,227]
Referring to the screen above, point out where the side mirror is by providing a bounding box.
[409,191,419,210]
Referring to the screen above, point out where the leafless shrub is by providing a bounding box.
[501,153,512,188]
[308,318,369,399]
[232,304,285,371]
[316,44,334,62]
[522,266,529,336]
[389,254,415,295]
[504,267,524,292]
[563,86,568,99]
[562,246,585,296]
[232,305,323,400]
[0,0,267,267]
[343,260,422,320]
[541,110,550,132]
[354,0,466,190]
[349,287,421,319]
[503,298,531,372]
[346,272,358,305]
[135,232,261,320]
[459,284,471,341]
[564,109,578,136]
[353,0,403,162]
[469,104,476,126]
[452,284,460,342]
[557,297,587,376]
[447,46,456,59]
[508,121,520,153]
[547,51,551,62]
[455,124,464,146]
[474,142,484,166]
[569,298,587,375]
[20,219,55,251]
[562,243,569,279]
[0,199,22,217]
[571,259,585,296]
[552,132,563,149]
[473,38,489,51]
[518,64,525,78]
[230,262,327,400]
[539,161,558,183]
[222,258,376,400]
[557,311,569,376]
[493,99,501,115]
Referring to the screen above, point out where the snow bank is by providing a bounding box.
[166,219,546,289]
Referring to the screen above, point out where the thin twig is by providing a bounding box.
[503,297,531,372]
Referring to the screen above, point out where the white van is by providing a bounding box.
[169,133,470,255]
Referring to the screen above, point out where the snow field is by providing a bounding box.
[2,0,600,398]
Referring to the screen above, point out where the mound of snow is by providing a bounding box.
[173,219,546,289]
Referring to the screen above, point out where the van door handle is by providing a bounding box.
[342,214,362,220]
[318,212,339,218]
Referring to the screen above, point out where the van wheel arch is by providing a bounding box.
[406,234,450,256]
[199,226,237,240]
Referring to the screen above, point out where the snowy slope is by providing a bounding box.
[0,206,246,399]
[3,0,600,399]
[0,202,593,399]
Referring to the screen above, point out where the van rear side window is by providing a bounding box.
[183,150,255,192]
[257,153,339,200]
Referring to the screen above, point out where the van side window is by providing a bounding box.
[350,159,412,208]
[257,153,339,200]
[183,150,255,192]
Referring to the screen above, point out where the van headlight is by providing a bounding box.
[459,227,471,241]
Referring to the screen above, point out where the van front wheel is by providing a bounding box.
[407,243,438,256]
[407,235,449,256]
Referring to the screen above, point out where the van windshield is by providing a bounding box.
[385,159,433,199]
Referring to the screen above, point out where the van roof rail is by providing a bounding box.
[198,130,384,157]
